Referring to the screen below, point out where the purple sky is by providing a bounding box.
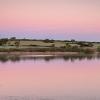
[0,0,100,41]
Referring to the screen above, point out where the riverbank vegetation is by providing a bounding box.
[0,37,100,54]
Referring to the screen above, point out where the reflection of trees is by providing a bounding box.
[0,54,100,63]
[0,55,21,63]
[97,55,100,59]
[61,55,95,62]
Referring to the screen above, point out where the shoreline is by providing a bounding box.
[0,51,79,56]
[0,51,99,56]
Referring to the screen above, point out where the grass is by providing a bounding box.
[0,39,99,54]
[97,46,100,52]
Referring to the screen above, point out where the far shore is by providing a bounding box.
[0,38,100,55]
[0,51,99,56]
[0,51,79,55]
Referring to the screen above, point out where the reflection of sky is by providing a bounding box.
[0,59,100,99]
[0,0,100,41]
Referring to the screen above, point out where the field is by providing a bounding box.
[0,38,100,53]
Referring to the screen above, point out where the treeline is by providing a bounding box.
[0,37,100,43]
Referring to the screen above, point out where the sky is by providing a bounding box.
[0,0,100,41]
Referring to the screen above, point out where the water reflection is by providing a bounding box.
[0,54,100,63]
[0,96,100,100]
[0,54,100,100]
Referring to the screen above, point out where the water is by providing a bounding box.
[0,54,100,100]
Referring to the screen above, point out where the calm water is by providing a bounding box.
[0,54,100,100]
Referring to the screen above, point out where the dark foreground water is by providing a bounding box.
[0,54,100,100]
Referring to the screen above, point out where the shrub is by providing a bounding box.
[77,42,93,47]
[15,41,20,47]
[43,39,54,43]
[51,44,55,47]
[82,48,95,54]
[0,38,8,45]
[97,46,100,52]
[65,43,71,47]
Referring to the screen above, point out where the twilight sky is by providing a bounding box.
[0,0,100,41]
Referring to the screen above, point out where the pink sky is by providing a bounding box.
[0,0,100,40]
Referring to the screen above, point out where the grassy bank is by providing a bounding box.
[0,38,100,54]
[0,46,96,54]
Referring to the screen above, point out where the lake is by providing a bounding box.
[0,54,100,100]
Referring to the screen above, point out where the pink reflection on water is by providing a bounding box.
[0,59,100,97]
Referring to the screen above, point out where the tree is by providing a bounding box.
[71,39,75,42]
[10,37,16,40]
